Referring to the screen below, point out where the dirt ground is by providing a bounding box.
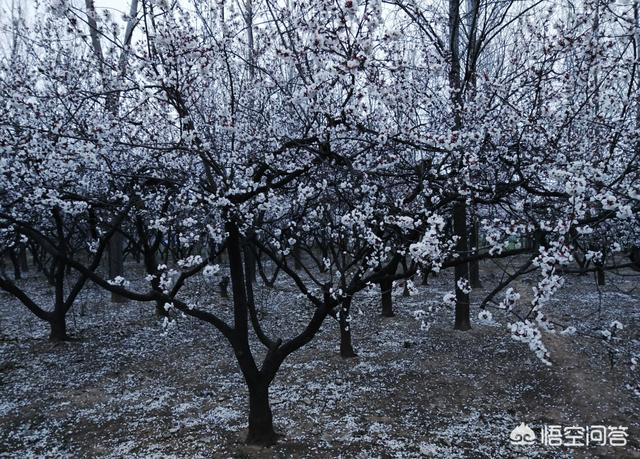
[1,261,639,458]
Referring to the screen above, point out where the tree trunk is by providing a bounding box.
[596,267,605,286]
[108,231,126,303]
[155,300,169,317]
[49,312,68,341]
[453,200,471,331]
[19,247,28,273]
[246,382,277,446]
[339,296,357,358]
[533,229,545,251]
[293,244,302,270]
[219,276,229,297]
[469,215,482,288]
[319,242,329,272]
[448,0,470,331]
[9,250,21,280]
[630,246,640,271]
[380,278,394,317]
[244,246,257,284]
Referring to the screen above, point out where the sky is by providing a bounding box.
[95,0,131,15]
[0,0,135,56]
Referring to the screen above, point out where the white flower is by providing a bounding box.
[509,320,552,366]
[599,192,617,210]
[478,310,493,323]
[412,309,426,320]
[346,58,360,69]
[107,276,130,288]
[177,255,203,268]
[616,205,633,220]
[443,292,456,306]
[203,264,220,278]
[456,278,471,294]
[87,240,99,253]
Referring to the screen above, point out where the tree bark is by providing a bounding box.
[243,245,257,284]
[421,268,430,285]
[293,244,302,270]
[380,278,394,317]
[339,296,357,358]
[9,249,21,280]
[155,300,168,317]
[469,214,482,288]
[449,0,471,331]
[108,231,126,303]
[219,276,229,297]
[453,200,471,331]
[246,382,277,446]
[19,247,28,273]
[49,310,68,341]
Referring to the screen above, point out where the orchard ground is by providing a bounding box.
[1,260,639,458]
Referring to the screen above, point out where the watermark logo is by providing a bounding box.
[509,423,536,446]
[510,423,628,447]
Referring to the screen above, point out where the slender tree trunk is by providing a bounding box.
[293,244,302,270]
[533,229,545,251]
[46,266,56,286]
[339,296,357,358]
[109,231,126,303]
[219,276,230,297]
[155,300,168,317]
[319,242,329,273]
[380,278,394,317]
[453,200,471,330]
[469,214,481,288]
[243,246,257,284]
[596,266,605,286]
[630,246,640,271]
[19,247,28,273]
[9,250,21,280]
[246,381,277,446]
[448,0,471,330]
